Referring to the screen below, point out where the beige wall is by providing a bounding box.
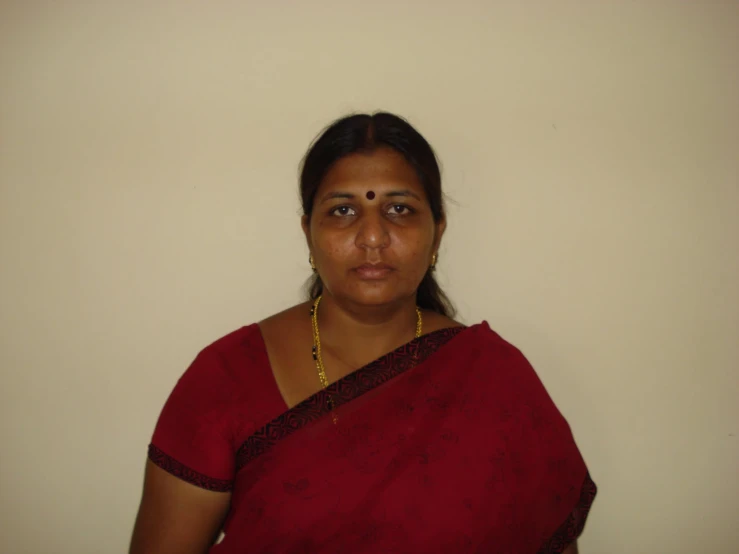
[1,2,737,553]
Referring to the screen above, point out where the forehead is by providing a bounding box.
[320,147,423,193]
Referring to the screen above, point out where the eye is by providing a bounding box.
[387,204,414,215]
[330,205,356,217]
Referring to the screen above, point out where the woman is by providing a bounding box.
[130,112,596,553]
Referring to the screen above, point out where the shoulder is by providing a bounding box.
[421,309,466,333]
[258,301,312,335]
[168,323,279,404]
[202,324,262,354]
[445,321,538,376]
[258,302,313,357]
[459,321,516,349]
[462,322,564,408]
[158,323,285,439]
[190,324,266,380]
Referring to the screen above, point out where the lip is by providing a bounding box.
[353,263,395,280]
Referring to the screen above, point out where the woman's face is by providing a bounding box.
[303,147,445,308]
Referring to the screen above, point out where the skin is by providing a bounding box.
[129,147,577,553]
[306,146,441,312]
[129,462,229,554]
[261,147,462,408]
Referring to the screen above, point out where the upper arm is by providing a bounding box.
[562,541,579,554]
[129,461,231,554]
[130,347,238,553]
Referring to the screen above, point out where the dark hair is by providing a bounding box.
[299,111,455,318]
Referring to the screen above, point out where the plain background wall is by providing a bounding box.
[1,1,737,553]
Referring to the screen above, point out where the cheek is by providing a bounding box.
[313,229,354,261]
[392,227,433,252]
[390,233,434,270]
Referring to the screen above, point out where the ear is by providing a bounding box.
[301,215,312,249]
[432,214,447,253]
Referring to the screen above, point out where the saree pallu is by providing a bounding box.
[149,322,596,553]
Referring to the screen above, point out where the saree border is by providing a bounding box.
[147,444,233,492]
[234,326,466,472]
[537,472,598,553]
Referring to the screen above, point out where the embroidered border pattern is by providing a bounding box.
[537,472,598,553]
[235,327,466,472]
[148,444,233,492]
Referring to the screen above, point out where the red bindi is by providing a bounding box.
[366,190,375,200]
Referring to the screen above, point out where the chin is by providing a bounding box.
[339,283,411,308]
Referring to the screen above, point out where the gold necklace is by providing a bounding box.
[310,295,423,393]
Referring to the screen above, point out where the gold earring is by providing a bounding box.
[431,252,438,269]
[309,254,317,272]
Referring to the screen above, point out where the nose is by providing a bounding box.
[355,211,390,251]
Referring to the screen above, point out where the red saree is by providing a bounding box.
[149,322,596,553]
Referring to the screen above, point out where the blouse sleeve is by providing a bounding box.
[148,347,236,492]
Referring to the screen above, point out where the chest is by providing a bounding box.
[222,399,545,553]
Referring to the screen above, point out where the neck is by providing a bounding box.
[315,292,419,361]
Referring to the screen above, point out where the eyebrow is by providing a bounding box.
[319,192,355,203]
[319,189,423,203]
[385,189,423,201]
